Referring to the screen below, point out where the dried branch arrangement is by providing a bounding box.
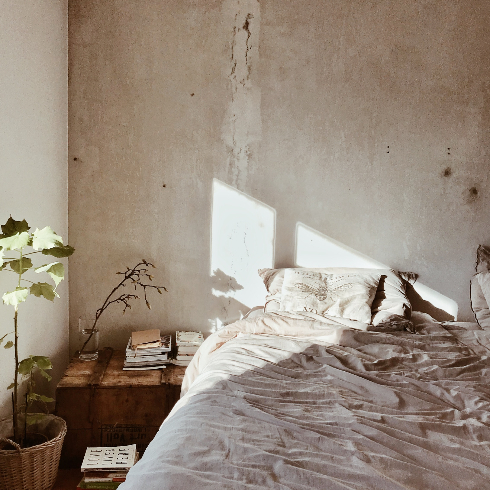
[80,260,167,354]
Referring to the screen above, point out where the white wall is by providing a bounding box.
[68,0,490,351]
[0,0,68,427]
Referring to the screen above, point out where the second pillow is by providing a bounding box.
[279,269,381,323]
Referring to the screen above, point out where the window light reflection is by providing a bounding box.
[210,179,275,326]
[295,222,458,320]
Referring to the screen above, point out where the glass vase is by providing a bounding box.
[78,317,99,361]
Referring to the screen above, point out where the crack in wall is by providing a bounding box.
[243,13,253,84]
[223,0,261,189]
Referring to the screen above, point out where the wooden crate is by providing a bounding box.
[55,348,186,468]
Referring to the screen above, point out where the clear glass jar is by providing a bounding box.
[78,317,99,361]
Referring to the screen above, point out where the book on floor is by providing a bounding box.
[77,479,124,490]
[82,471,128,482]
[81,445,137,472]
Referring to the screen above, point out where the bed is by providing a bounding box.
[119,267,490,489]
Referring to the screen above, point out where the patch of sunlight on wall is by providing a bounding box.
[295,222,458,320]
[211,179,275,315]
[295,223,386,269]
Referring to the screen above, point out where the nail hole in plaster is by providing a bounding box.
[443,167,452,177]
[465,186,480,203]
[162,184,166,188]
[73,157,78,161]
[191,93,194,96]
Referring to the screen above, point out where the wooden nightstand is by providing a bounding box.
[55,348,186,468]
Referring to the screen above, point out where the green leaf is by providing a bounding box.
[26,413,47,425]
[27,393,41,402]
[18,357,35,375]
[29,283,57,301]
[42,243,75,258]
[1,217,29,238]
[4,341,13,349]
[3,287,29,306]
[7,383,15,390]
[32,226,63,251]
[0,232,30,251]
[39,370,52,381]
[9,257,33,274]
[32,356,52,370]
[39,395,54,403]
[35,262,64,286]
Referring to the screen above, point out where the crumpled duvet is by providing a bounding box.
[119,312,490,490]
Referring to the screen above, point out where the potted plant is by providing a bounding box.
[0,216,74,490]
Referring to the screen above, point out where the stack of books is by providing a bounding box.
[77,445,138,489]
[123,329,171,371]
[174,331,204,366]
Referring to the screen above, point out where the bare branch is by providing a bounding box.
[80,260,166,354]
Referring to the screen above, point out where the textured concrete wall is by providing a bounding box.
[69,0,490,350]
[0,0,68,425]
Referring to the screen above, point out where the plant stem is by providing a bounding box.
[13,307,19,443]
[24,391,28,447]
[12,248,22,444]
[78,268,133,354]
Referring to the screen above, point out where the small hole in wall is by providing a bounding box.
[162,184,166,188]
[443,167,452,177]
[465,186,480,203]
[190,93,194,96]
[73,157,78,161]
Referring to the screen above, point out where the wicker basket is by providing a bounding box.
[0,415,66,490]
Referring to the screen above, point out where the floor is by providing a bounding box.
[52,468,82,490]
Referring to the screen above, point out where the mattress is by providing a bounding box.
[119,311,490,489]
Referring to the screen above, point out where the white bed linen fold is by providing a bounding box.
[120,312,490,490]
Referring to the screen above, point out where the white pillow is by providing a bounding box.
[259,267,413,325]
[279,269,381,323]
[471,272,490,329]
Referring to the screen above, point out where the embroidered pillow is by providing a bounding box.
[279,269,381,323]
[471,272,490,329]
[259,267,412,325]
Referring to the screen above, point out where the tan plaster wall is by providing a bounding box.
[69,0,490,350]
[0,0,68,424]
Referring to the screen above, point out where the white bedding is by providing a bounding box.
[119,312,490,489]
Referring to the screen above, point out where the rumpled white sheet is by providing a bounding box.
[120,312,490,490]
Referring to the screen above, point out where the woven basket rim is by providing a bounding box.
[0,414,67,455]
